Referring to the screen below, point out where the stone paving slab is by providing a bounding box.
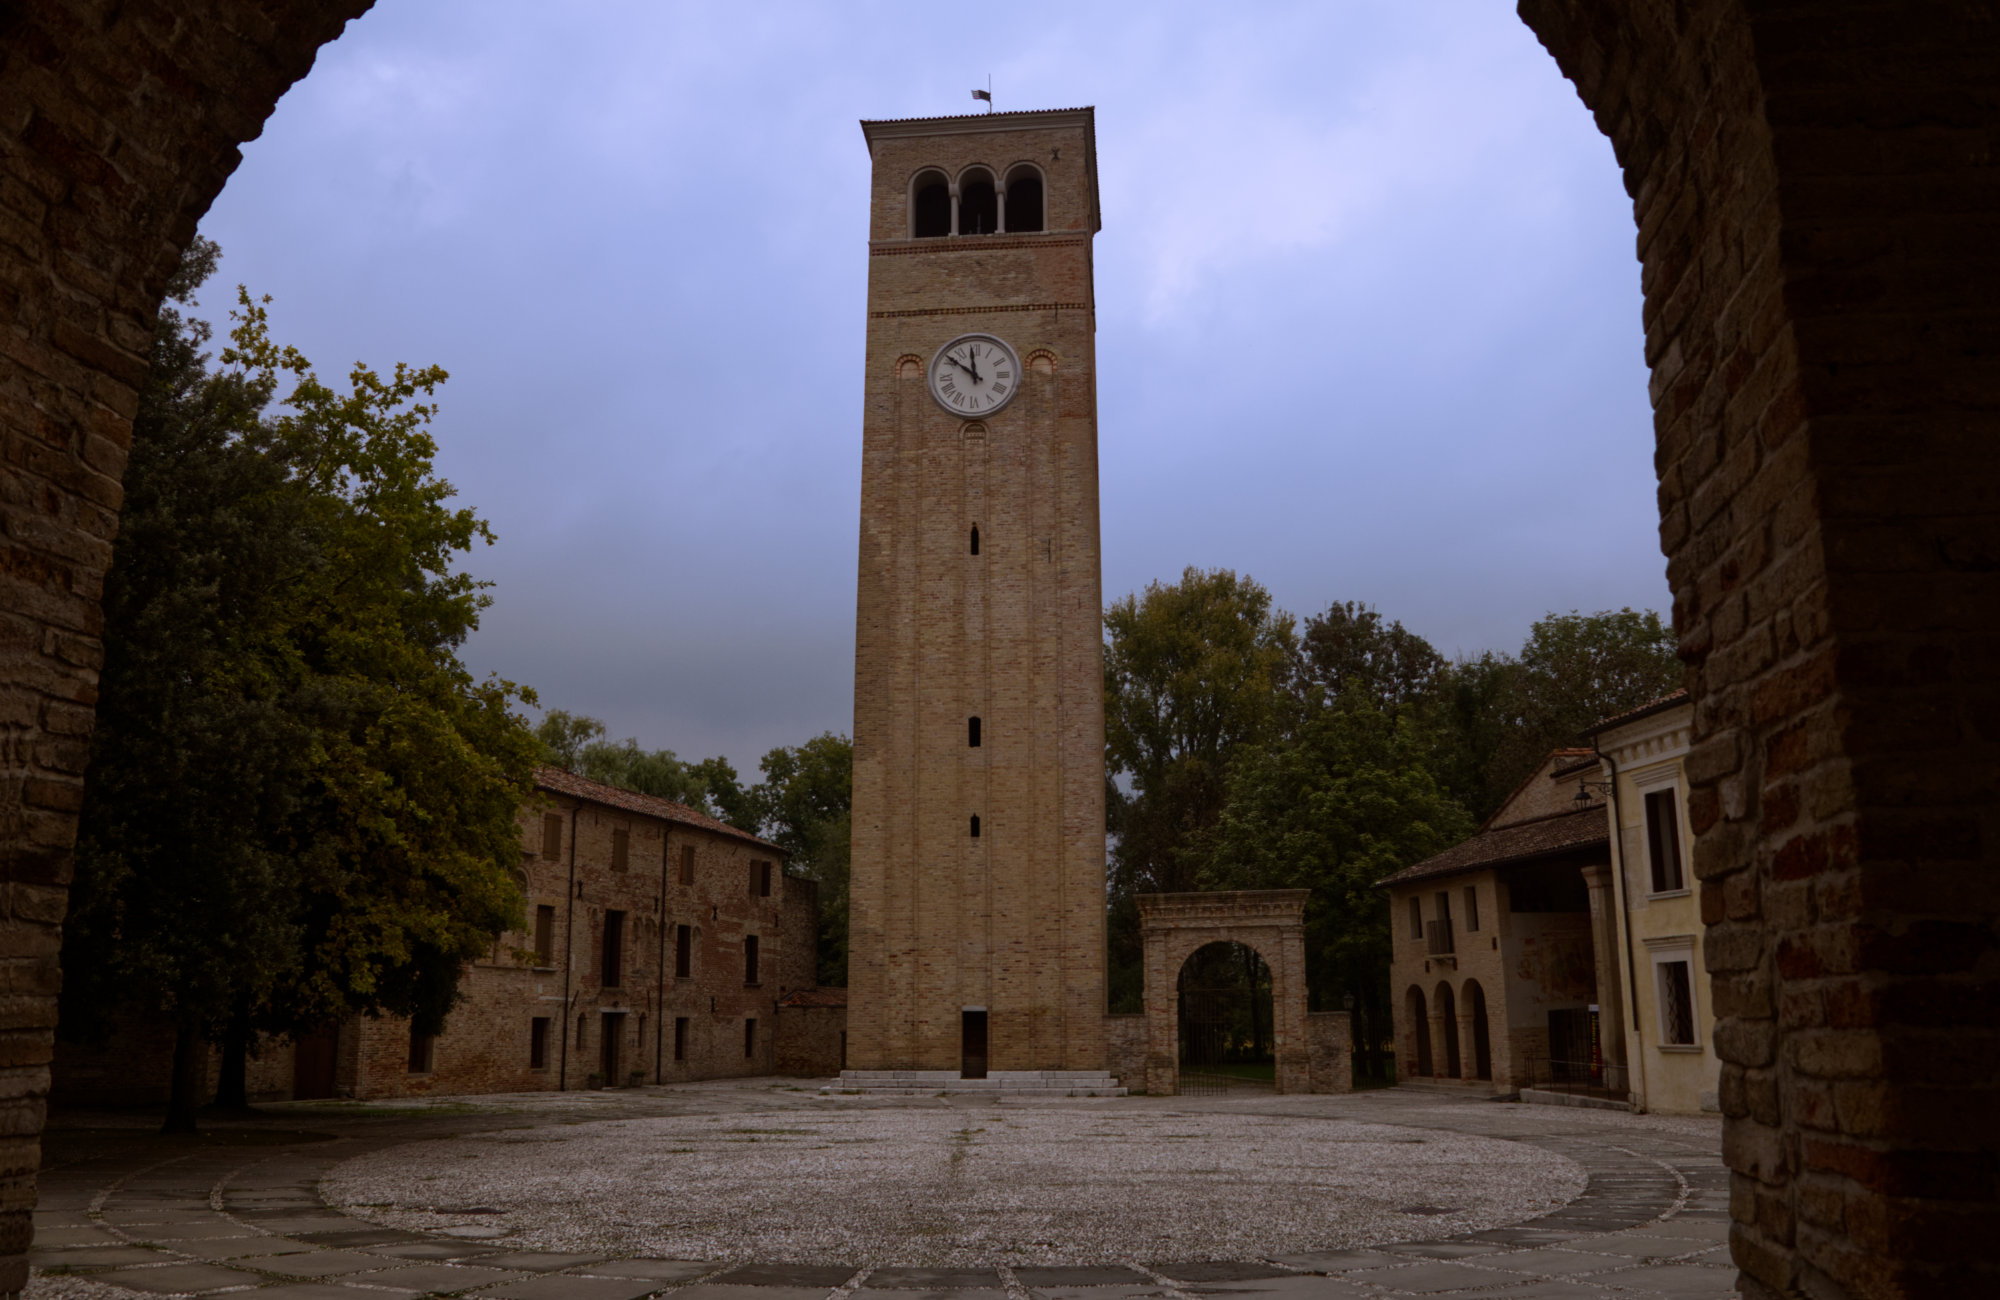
[28,1246,165,1268]
[475,1275,672,1300]
[716,1264,859,1287]
[251,1284,424,1300]
[369,1242,507,1262]
[461,1252,614,1273]
[1150,1263,1294,1283]
[581,1259,720,1283]
[89,1262,264,1293]
[358,1262,530,1291]
[671,1288,839,1300]
[266,1249,411,1278]
[1018,1285,1175,1300]
[851,1289,1008,1300]
[865,1267,1003,1289]
[1011,1267,1150,1287]
[181,1236,320,1261]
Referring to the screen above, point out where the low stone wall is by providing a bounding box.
[1102,1013,1147,1092]
[1306,1011,1353,1094]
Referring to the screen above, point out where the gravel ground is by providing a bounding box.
[324,1103,1586,1266]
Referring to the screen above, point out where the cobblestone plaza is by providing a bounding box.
[32,1083,1735,1299]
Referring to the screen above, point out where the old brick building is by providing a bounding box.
[53,767,840,1105]
[846,108,1109,1076]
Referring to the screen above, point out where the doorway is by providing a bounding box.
[293,1023,338,1100]
[1176,941,1275,1094]
[1466,980,1493,1081]
[961,1009,987,1079]
[600,1011,624,1087]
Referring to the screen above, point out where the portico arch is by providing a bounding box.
[1137,890,1324,1096]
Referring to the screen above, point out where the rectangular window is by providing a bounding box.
[744,934,760,986]
[533,904,555,966]
[529,1017,549,1069]
[674,1016,688,1062]
[675,923,692,978]
[679,844,695,887]
[1645,789,1685,892]
[577,1014,588,1049]
[744,1017,757,1059]
[1408,896,1423,940]
[612,827,630,872]
[1658,959,1698,1045]
[541,812,563,860]
[1464,885,1480,933]
[602,910,625,988]
[408,1027,435,1074]
[759,861,773,897]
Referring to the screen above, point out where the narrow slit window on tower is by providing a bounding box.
[970,525,980,555]
[970,814,981,839]
[968,716,981,748]
[912,171,950,238]
[1005,166,1044,232]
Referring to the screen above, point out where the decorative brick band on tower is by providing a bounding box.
[1517,2,2000,1295]
[846,109,1108,1073]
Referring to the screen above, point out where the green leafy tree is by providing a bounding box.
[1296,600,1446,720]
[1102,567,1296,1010]
[750,733,853,987]
[63,247,538,1131]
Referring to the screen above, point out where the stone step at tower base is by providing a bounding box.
[823,1070,1127,1098]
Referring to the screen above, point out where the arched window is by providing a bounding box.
[959,168,998,236]
[1004,165,1044,232]
[970,525,980,555]
[912,170,950,238]
[968,716,981,747]
[970,814,981,838]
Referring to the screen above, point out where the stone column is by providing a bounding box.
[1272,926,1310,1095]
[1581,865,1629,1098]
[1142,929,1176,1097]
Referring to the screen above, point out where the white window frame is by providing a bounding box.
[1645,936,1702,1050]
[1631,762,1691,899]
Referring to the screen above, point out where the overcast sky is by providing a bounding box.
[194,0,1667,777]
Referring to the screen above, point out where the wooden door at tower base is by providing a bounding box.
[961,1010,987,1079]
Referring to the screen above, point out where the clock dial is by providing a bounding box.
[928,333,1022,416]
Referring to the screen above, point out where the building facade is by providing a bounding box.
[846,108,1108,1074]
[1382,751,1614,1098]
[1381,693,1714,1115]
[53,768,835,1106]
[1589,692,1717,1114]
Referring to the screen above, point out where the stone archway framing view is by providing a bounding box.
[1136,890,1349,1097]
[3,3,1997,1297]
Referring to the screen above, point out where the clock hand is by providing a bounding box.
[966,348,982,385]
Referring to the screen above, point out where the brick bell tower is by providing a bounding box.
[846,108,1108,1077]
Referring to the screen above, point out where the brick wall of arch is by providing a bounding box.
[3,3,1995,1295]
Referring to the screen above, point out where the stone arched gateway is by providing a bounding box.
[1137,890,1350,1097]
[3,5,1997,1297]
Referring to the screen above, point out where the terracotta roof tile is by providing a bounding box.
[534,766,785,854]
[1376,804,1609,889]
[1585,688,1692,736]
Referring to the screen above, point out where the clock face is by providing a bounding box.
[928,334,1022,416]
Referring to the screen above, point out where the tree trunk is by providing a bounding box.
[162,1021,206,1134]
[215,1010,250,1110]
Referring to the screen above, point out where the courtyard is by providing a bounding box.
[32,1083,1735,1300]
